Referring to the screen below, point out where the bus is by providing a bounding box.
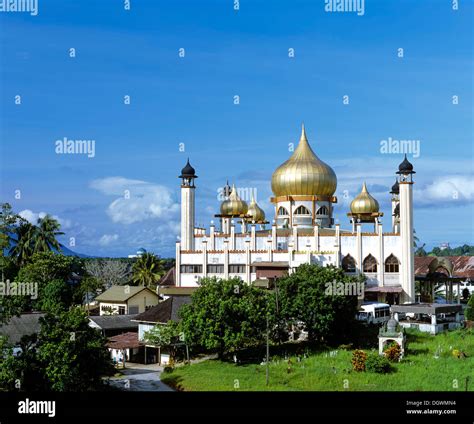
[356,302,391,325]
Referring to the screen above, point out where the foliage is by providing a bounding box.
[465,295,474,321]
[351,349,367,372]
[0,251,81,314]
[384,342,401,362]
[161,329,474,391]
[365,353,391,374]
[8,213,65,266]
[179,277,269,357]
[275,264,362,343]
[84,259,130,290]
[144,321,182,359]
[0,308,114,391]
[0,203,21,276]
[131,253,165,289]
[39,279,74,314]
[36,308,114,391]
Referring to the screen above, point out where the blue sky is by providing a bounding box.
[0,0,473,257]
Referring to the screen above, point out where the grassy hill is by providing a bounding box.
[162,329,474,391]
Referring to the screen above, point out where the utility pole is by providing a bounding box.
[266,314,269,386]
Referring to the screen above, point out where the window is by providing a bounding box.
[342,254,357,273]
[129,305,139,314]
[229,264,246,273]
[118,306,126,315]
[277,207,289,216]
[363,254,378,273]
[316,206,329,216]
[385,254,400,273]
[294,205,311,215]
[207,264,224,274]
[180,264,203,273]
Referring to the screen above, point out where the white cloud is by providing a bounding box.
[98,234,119,246]
[90,177,180,225]
[415,175,474,207]
[18,209,72,230]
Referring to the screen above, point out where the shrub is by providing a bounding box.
[466,295,474,321]
[351,349,367,372]
[366,353,391,374]
[384,342,401,362]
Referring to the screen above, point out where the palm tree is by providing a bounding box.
[132,253,165,289]
[9,222,36,266]
[32,215,64,253]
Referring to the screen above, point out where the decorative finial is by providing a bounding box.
[300,123,307,142]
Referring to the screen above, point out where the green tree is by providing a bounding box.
[0,203,21,278]
[32,215,64,253]
[39,279,74,314]
[465,295,474,321]
[144,321,181,359]
[37,308,114,391]
[0,334,47,391]
[131,253,165,288]
[276,264,362,344]
[179,277,269,358]
[8,221,35,267]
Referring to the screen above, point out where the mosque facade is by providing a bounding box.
[175,125,416,304]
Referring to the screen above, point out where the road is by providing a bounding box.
[107,362,174,392]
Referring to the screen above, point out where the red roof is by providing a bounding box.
[415,256,474,279]
[106,332,142,350]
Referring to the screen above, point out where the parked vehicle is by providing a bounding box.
[356,302,391,324]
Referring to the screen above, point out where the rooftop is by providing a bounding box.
[133,296,191,324]
[0,313,45,345]
[95,286,157,303]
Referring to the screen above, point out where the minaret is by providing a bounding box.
[179,159,197,251]
[390,179,400,233]
[397,155,415,302]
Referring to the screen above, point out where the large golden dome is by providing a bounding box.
[350,182,379,214]
[220,184,248,216]
[246,195,265,222]
[271,125,337,197]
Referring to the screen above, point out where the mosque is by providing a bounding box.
[174,125,416,304]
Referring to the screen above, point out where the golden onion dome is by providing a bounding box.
[350,182,379,214]
[220,184,248,216]
[247,195,266,222]
[271,125,337,197]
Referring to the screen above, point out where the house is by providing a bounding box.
[94,286,159,316]
[0,313,45,355]
[88,314,139,337]
[132,296,191,364]
[106,332,142,366]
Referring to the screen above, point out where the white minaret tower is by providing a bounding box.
[390,179,400,233]
[397,155,415,303]
[179,158,197,251]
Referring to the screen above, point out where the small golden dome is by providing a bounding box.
[247,195,265,222]
[271,125,337,197]
[220,184,248,216]
[350,182,379,214]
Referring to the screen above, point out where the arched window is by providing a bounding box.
[384,254,400,273]
[277,207,289,216]
[316,206,329,216]
[294,205,311,215]
[342,254,356,273]
[363,254,378,273]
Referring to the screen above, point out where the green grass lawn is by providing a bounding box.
[161,329,474,391]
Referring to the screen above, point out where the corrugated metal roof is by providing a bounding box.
[0,313,45,345]
[88,314,139,330]
[415,256,474,279]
